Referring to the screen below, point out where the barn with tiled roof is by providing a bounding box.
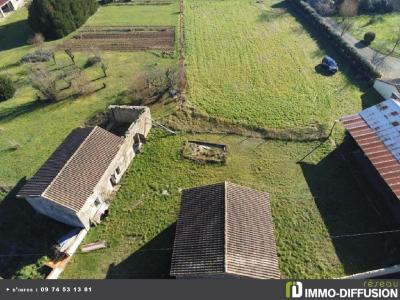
[18,106,152,229]
[170,182,280,279]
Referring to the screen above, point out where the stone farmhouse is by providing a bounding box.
[170,182,280,279]
[0,0,24,18]
[18,106,152,229]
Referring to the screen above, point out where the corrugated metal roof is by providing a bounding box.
[170,182,280,279]
[341,99,400,199]
[18,126,124,212]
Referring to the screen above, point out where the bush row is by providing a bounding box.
[292,0,381,79]
[28,0,98,40]
[20,49,53,64]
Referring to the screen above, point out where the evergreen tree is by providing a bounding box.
[28,0,98,39]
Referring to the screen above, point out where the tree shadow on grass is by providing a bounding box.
[0,179,71,279]
[0,100,51,123]
[106,223,176,279]
[355,41,368,49]
[0,61,21,71]
[299,142,400,275]
[258,9,287,23]
[0,19,32,52]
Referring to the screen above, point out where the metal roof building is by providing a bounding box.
[170,182,280,279]
[341,99,400,200]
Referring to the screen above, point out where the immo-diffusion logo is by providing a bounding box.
[286,282,303,299]
[285,281,398,299]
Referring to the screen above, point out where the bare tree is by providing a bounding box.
[340,18,355,36]
[71,73,91,97]
[29,65,60,102]
[101,63,108,78]
[128,66,172,105]
[65,49,75,65]
[339,0,359,17]
[28,33,45,49]
[338,0,358,36]
[315,0,336,16]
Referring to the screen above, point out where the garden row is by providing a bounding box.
[102,0,174,6]
[60,26,175,52]
[291,0,381,79]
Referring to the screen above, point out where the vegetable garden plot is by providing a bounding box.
[107,0,174,5]
[59,26,175,52]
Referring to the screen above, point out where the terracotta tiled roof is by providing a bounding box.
[341,99,400,199]
[0,0,9,7]
[18,126,124,212]
[170,182,280,279]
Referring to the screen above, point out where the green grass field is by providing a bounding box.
[185,0,377,130]
[0,4,178,189]
[62,130,400,279]
[85,3,179,27]
[339,13,400,58]
[64,0,396,279]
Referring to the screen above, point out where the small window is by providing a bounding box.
[393,122,399,127]
[116,167,121,175]
[391,111,399,116]
[110,175,117,187]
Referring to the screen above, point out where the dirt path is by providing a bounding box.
[325,17,400,79]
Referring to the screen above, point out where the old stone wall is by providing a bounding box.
[107,105,152,139]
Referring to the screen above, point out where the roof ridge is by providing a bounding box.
[224,181,227,273]
[42,127,97,208]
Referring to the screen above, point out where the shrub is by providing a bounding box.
[28,0,98,40]
[21,49,53,64]
[364,32,376,44]
[84,56,102,68]
[0,75,16,102]
[128,66,176,105]
[13,257,49,279]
